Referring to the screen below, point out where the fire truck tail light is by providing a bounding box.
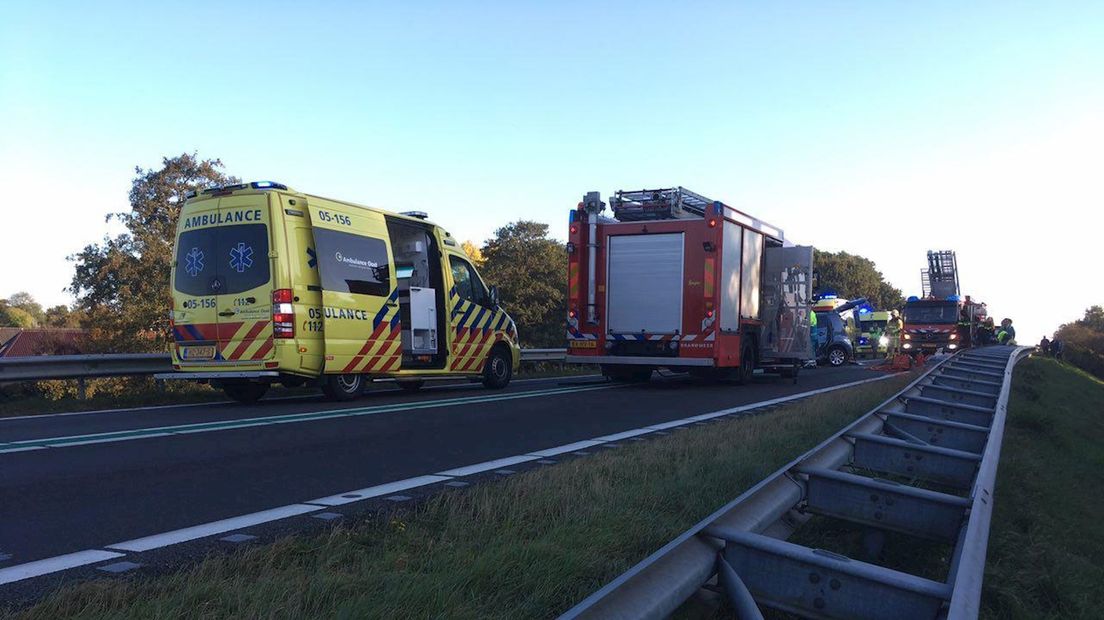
[568,310,577,319]
[949,333,958,340]
[706,309,715,318]
[708,218,718,228]
[570,225,578,234]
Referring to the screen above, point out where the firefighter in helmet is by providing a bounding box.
[885,309,903,358]
[996,318,1016,345]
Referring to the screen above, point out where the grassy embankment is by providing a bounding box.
[979,357,1104,619]
[8,372,914,619]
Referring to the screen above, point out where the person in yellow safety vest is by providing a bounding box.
[996,318,1017,345]
[809,310,819,358]
[885,309,903,358]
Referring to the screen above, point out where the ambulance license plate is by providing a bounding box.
[182,346,216,360]
[569,340,597,348]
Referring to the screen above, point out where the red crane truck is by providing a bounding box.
[564,187,813,383]
[902,250,987,356]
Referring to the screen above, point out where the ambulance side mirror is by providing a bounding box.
[489,285,500,308]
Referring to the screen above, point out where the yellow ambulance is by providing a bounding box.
[158,181,520,402]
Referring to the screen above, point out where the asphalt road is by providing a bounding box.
[0,364,885,601]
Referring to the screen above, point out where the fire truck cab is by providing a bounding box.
[564,187,813,383]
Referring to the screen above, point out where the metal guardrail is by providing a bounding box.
[0,349,567,383]
[561,345,1030,620]
[0,353,171,383]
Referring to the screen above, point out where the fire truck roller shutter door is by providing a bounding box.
[606,233,685,334]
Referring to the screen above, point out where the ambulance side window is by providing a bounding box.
[450,256,488,306]
[314,228,391,297]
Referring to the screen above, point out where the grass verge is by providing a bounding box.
[980,357,1104,619]
[7,372,915,619]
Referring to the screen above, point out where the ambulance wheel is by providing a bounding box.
[322,374,365,401]
[735,345,756,384]
[397,379,425,392]
[222,382,268,404]
[482,346,513,390]
[827,345,848,367]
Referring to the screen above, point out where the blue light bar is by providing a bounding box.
[251,181,288,190]
[907,295,920,302]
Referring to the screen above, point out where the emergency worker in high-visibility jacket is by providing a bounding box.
[809,310,819,358]
[885,309,903,358]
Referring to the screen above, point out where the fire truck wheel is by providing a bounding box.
[735,344,756,384]
[322,374,365,401]
[396,379,425,392]
[222,382,268,404]
[482,346,513,389]
[826,345,848,367]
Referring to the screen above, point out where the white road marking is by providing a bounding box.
[0,549,125,585]
[592,429,655,442]
[527,440,607,457]
[106,504,321,552]
[0,375,602,422]
[0,384,623,454]
[436,455,540,477]
[306,475,453,507]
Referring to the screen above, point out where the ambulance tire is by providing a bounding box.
[397,379,425,392]
[482,346,513,390]
[222,382,268,404]
[322,374,365,401]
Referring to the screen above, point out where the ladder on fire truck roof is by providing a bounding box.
[923,250,960,298]
[610,187,715,221]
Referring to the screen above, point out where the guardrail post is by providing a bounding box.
[77,377,87,400]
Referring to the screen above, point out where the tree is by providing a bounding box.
[0,306,36,328]
[69,153,236,352]
[814,250,904,310]
[461,240,485,268]
[2,291,45,325]
[44,304,81,328]
[479,221,566,348]
[1053,305,1104,379]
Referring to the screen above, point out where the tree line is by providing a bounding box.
[3,153,909,351]
[1051,306,1104,379]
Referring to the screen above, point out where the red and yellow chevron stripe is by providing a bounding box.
[342,313,402,374]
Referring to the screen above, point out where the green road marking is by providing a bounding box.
[0,383,623,453]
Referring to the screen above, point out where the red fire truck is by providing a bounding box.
[564,187,813,383]
[902,250,987,356]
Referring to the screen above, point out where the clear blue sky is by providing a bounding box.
[2,1,1101,342]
